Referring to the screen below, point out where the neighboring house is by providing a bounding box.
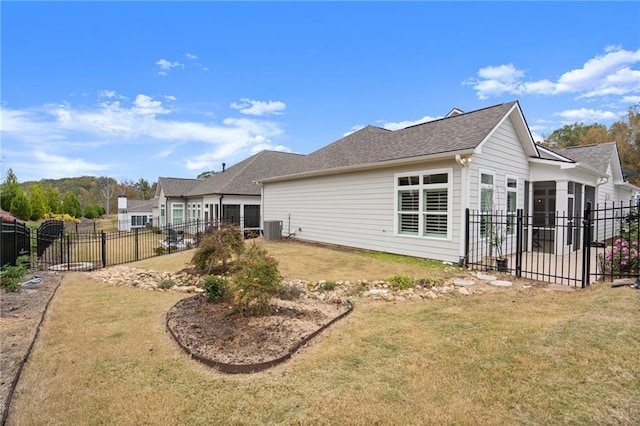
[117,197,157,232]
[154,150,306,230]
[259,101,638,263]
[155,177,199,227]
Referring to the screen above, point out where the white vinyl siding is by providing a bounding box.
[263,162,462,263]
[470,117,530,213]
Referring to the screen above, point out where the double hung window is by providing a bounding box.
[396,169,451,239]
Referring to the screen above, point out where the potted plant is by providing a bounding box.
[488,218,508,272]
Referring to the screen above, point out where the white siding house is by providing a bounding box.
[154,151,306,232]
[261,101,638,263]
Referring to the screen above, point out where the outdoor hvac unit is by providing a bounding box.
[263,220,283,241]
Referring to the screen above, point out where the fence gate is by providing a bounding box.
[465,202,637,287]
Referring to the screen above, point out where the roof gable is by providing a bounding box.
[155,177,199,198]
[189,150,306,196]
[293,101,526,175]
[555,142,620,177]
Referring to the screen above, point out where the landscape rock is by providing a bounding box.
[453,279,475,287]
[489,280,513,287]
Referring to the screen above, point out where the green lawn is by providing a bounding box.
[6,246,640,425]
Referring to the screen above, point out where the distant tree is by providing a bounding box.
[197,170,216,180]
[1,169,21,211]
[136,178,151,200]
[44,186,62,213]
[97,177,116,215]
[83,203,103,219]
[62,192,82,218]
[10,189,31,220]
[28,183,48,220]
[544,123,608,148]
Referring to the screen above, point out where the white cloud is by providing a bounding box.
[230,98,286,116]
[383,115,439,131]
[465,46,640,100]
[343,124,365,137]
[0,93,292,179]
[249,144,292,154]
[164,95,177,102]
[185,53,198,60]
[13,151,113,179]
[554,108,620,122]
[622,95,640,104]
[155,59,184,76]
[132,94,170,116]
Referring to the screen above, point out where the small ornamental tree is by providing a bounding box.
[10,189,31,220]
[28,184,48,220]
[191,224,244,274]
[230,242,282,316]
[0,169,21,212]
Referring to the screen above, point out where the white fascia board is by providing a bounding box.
[260,149,475,183]
[529,157,605,178]
[614,181,640,191]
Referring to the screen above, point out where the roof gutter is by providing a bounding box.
[259,149,476,184]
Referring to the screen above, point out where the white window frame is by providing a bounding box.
[479,170,496,238]
[171,202,184,225]
[394,168,453,240]
[506,175,518,235]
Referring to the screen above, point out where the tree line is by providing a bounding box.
[0,172,157,222]
[541,105,640,184]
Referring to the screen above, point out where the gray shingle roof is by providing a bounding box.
[126,198,157,213]
[555,142,616,174]
[189,150,307,196]
[301,101,518,172]
[156,177,199,197]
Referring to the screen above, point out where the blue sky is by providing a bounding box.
[1,1,639,184]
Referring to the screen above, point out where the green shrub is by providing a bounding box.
[192,224,244,274]
[230,242,282,316]
[321,280,338,291]
[1,254,30,292]
[157,278,175,289]
[415,276,442,288]
[387,274,415,290]
[204,275,229,302]
[154,246,166,256]
[278,284,305,300]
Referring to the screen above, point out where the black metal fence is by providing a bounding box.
[1,218,31,267]
[1,218,247,272]
[465,201,640,287]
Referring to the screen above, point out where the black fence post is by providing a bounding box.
[134,228,139,261]
[66,234,71,270]
[582,202,592,288]
[516,209,523,278]
[463,208,470,267]
[101,231,107,268]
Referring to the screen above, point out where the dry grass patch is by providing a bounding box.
[7,269,639,424]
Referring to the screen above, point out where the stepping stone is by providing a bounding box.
[453,279,475,287]
[489,280,512,287]
[477,274,497,281]
[612,278,635,288]
[369,288,390,295]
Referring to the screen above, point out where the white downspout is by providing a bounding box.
[456,155,473,264]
